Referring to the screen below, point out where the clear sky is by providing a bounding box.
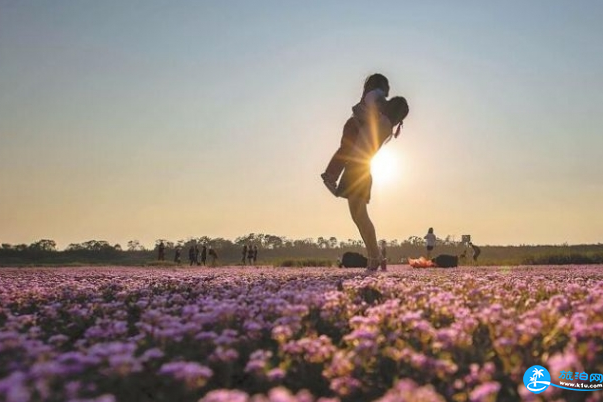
[1,1,602,248]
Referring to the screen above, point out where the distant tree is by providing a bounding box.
[234,236,248,246]
[304,238,316,247]
[317,237,328,249]
[210,237,232,249]
[14,244,28,252]
[81,240,112,251]
[2,243,12,250]
[408,236,423,246]
[341,239,363,248]
[198,236,211,245]
[127,240,144,251]
[155,239,170,250]
[66,243,84,251]
[29,239,57,252]
[265,235,284,249]
[329,237,338,249]
[256,233,267,247]
[113,244,122,251]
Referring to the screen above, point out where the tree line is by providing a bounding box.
[1,233,461,253]
[1,235,602,266]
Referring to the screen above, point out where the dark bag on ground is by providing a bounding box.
[341,252,368,268]
[432,254,458,268]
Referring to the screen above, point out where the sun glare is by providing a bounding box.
[370,148,399,184]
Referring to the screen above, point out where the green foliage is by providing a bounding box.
[522,252,603,265]
[145,260,180,267]
[276,258,334,267]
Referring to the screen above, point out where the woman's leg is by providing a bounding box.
[347,197,380,267]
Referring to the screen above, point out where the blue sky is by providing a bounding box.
[1,1,602,247]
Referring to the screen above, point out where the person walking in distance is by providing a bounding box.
[469,242,481,263]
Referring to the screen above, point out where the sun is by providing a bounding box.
[370,148,398,184]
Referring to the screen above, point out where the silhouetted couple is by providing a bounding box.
[321,73,409,271]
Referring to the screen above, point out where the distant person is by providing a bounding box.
[208,247,218,266]
[469,242,481,262]
[157,241,165,261]
[188,245,195,266]
[424,227,436,258]
[328,96,409,271]
[253,245,258,265]
[200,245,207,266]
[321,74,393,195]
[247,245,254,265]
[174,247,181,264]
[379,240,387,271]
[241,244,248,264]
[194,245,200,266]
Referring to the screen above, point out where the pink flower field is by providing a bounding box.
[1,265,602,402]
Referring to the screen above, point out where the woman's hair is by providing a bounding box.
[362,73,389,98]
[428,227,434,234]
[384,96,409,125]
[382,96,409,139]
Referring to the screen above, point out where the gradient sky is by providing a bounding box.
[1,1,602,248]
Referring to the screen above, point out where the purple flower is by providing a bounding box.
[159,361,213,389]
[469,382,500,402]
[199,389,249,402]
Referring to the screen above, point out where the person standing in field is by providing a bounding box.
[379,240,387,271]
[208,247,218,266]
[241,244,248,265]
[424,228,436,258]
[174,246,181,264]
[247,245,254,265]
[157,241,165,261]
[321,74,392,195]
[334,96,409,271]
[188,245,195,266]
[200,245,207,266]
[253,245,258,265]
[194,244,200,265]
[469,242,481,263]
